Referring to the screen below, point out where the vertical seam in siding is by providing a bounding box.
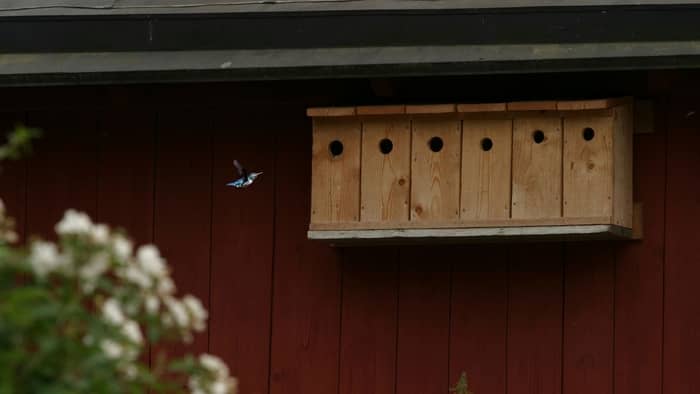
[266,122,279,394]
[446,260,454,390]
[660,96,669,394]
[206,116,214,353]
[561,244,567,394]
[505,247,510,394]
[393,249,401,394]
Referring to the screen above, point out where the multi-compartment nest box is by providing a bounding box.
[307,98,636,244]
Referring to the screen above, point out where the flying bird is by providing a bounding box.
[227,159,263,188]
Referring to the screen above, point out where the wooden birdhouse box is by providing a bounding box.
[307,98,636,244]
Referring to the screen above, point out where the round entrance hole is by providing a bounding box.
[329,140,344,156]
[379,138,393,154]
[583,127,595,141]
[481,137,493,152]
[532,130,545,144]
[428,136,444,152]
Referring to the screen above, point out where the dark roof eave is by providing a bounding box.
[1,42,700,86]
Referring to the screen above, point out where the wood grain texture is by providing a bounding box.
[25,110,98,238]
[339,248,398,394]
[269,114,342,394]
[0,112,26,241]
[614,101,664,394]
[209,113,275,394]
[361,117,410,223]
[461,119,512,220]
[512,117,563,219]
[663,96,700,394]
[449,246,507,394]
[309,216,613,230]
[508,101,558,111]
[410,117,461,221]
[563,243,614,394]
[153,109,212,356]
[507,244,563,394]
[311,117,361,224]
[563,114,613,218]
[612,103,634,228]
[395,248,450,394]
[457,103,507,113]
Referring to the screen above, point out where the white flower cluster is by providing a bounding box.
[0,199,18,243]
[21,209,235,393]
[189,354,238,394]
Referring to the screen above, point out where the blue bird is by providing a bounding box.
[227,159,263,188]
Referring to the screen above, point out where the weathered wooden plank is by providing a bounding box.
[461,118,512,220]
[339,248,398,394]
[307,107,356,117]
[311,117,361,224]
[395,248,450,394]
[308,225,632,245]
[356,105,405,115]
[563,243,614,394]
[25,110,98,238]
[563,114,614,218]
[405,104,455,114]
[614,101,664,394]
[512,117,563,219]
[508,101,558,111]
[410,117,461,221]
[662,96,700,394]
[507,244,563,394]
[449,246,507,394]
[269,114,342,394]
[457,103,507,113]
[309,216,613,230]
[361,117,410,223]
[153,109,212,356]
[612,103,634,228]
[208,113,275,394]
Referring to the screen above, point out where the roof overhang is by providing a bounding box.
[2,1,700,85]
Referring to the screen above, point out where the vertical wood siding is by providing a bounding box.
[0,87,698,394]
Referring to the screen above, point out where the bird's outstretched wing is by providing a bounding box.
[233,159,248,179]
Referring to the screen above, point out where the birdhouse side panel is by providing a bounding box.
[460,118,513,220]
[612,103,634,228]
[410,118,461,221]
[563,114,614,219]
[310,118,361,224]
[512,117,563,219]
[360,117,411,223]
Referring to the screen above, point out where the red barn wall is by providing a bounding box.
[0,74,699,394]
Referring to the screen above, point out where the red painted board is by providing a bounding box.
[562,243,614,394]
[614,101,665,394]
[507,244,563,394]
[269,114,342,394]
[663,96,700,394]
[395,247,451,394]
[339,248,398,394]
[208,114,275,394]
[449,246,507,394]
[153,109,213,358]
[96,110,155,245]
[0,112,26,241]
[25,110,98,239]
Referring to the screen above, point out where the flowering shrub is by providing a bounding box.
[0,203,237,394]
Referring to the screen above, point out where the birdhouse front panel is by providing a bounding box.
[307,98,636,243]
[460,118,512,220]
[360,117,411,223]
[511,116,563,220]
[310,117,361,224]
[410,116,461,222]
